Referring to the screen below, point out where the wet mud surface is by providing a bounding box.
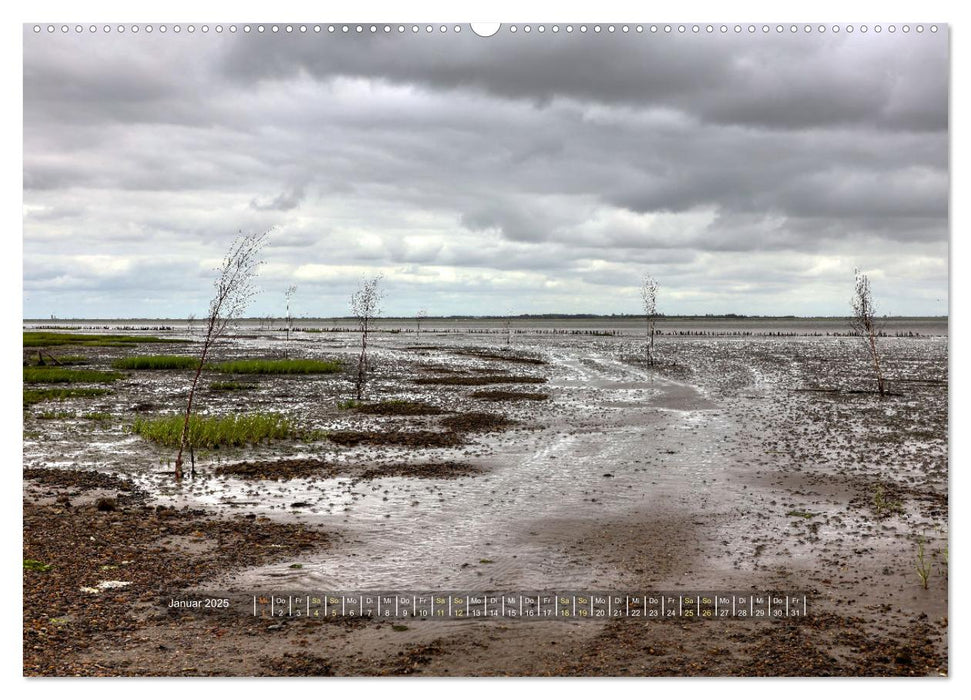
[22,323,948,676]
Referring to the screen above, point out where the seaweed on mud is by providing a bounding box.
[359,461,481,479]
[326,430,464,448]
[469,390,550,401]
[354,400,444,416]
[439,412,515,433]
[455,350,547,365]
[215,458,339,480]
[214,458,480,481]
[23,467,145,504]
[414,375,546,386]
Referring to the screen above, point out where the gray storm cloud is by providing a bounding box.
[23,25,948,318]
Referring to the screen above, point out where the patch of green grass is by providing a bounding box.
[82,412,113,422]
[337,399,362,410]
[23,387,111,407]
[213,358,342,375]
[132,413,316,449]
[209,381,257,392]
[23,367,123,384]
[24,331,178,348]
[112,355,199,370]
[37,410,72,420]
[23,559,52,572]
[786,510,817,519]
[916,536,932,589]
[873,485,905,517]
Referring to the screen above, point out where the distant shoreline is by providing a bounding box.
[22,314,949,323]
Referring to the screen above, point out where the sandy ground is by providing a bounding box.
[23,324,949,676]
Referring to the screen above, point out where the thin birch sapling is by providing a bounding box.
[173,229,269,479]
[351,275,384,401]
[850,268,887,396]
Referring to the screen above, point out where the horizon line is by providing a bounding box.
[22,313,950,322]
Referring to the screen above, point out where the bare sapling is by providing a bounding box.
[174,229,269,479]
[416,308,427,340]
[351,275,384,400]
[850,268,887,396]
[641,275,659,366]
[284,285,297,358]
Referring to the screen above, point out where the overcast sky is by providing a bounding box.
[22,24,949,319]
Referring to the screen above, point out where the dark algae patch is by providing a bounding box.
[439,412,515,433]
[216,458,338,480]
[470,390,550,401]
[359,461,481,479]
[216,458,480,481]
[23,468,143,500]
[354,400,444,416]
[327,430,464,448]
[455,350,547,365]
[414,375,547,386]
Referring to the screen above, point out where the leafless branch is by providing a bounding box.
[351,274,384,400]
[850,267,887,396]
[641,275,659,366]
[174,229,269,478]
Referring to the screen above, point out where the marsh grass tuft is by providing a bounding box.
[23,387,112,407]
[873,484,905,518]
[213,358,342,375]
[82,412,114,423]
[23,367,123,384]
[132,413,315,449]
[23,331,178,348]
[785,510,817,519]
[23,559,52,572]
[37,410,72,420]
[209,381,258,392]
[112,355,199,370]
[916,536,932,589]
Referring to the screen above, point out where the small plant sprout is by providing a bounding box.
[872,484,904,518]
[350,274,384,400]
[915,535,932,590]
[416,308,427,340]
[174,229,270,480]
[284,284,298,358]
[850,268,887,396]
[641,275,659,366]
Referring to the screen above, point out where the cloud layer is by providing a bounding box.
[23,26,949,318]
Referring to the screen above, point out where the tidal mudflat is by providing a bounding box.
[22,319,948,676]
